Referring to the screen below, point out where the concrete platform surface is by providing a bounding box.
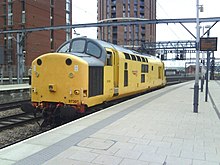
[0,81,220,165]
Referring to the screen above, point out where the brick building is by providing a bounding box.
[0,0,72,69]
[97,0,156,48]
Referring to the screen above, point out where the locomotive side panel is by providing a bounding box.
[112,52,166,98]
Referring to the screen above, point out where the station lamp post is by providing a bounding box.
[193,0,203,113]
[205,25,211,102]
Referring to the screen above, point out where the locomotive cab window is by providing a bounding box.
[86,42,101,58]
[106,51,112,66]
[70,39,86,53]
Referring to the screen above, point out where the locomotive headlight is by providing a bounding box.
[74,90,80,95]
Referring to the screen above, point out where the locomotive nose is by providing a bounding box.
[31,53,88,105]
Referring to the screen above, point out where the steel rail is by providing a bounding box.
[0,100,30,111]
[0,112,40,130]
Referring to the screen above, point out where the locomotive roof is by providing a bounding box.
[84,37,161,61]
[57,37,161,62]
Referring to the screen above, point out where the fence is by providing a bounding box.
[0,65,29,84]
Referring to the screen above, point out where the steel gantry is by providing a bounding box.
[0,17,220,83]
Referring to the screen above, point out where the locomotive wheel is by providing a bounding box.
[59,106,76,121]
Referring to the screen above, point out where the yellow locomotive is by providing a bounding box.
[28,37,166,125]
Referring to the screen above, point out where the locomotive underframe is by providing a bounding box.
[32,102,86,127]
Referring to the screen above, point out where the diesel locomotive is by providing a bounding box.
[24,37,166,126]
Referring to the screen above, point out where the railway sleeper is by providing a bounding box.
[21,102,79,127]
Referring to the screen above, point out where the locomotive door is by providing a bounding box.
[112,50,119,96]
[107,49,119,96]
[106,49,119,96]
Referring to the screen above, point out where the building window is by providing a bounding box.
[8,3,13,26]
[124,32,127,41]
[113,26,117,33]
[112,6,116,11]
[21,11,25,24]
[128,5,130,11]
[20,1,26,24]
[134,0,138,5]
[66,29,71,41]
[111,13,116,18]
[66,13,71,24]
[135,25,139,33]
[113,33,117,44]
[112,0,116,5]
[4,17,7,26]
[50,30,54,50]
[134,11,137,17]
[123,4,126,11]
[107,0,110,5]
[123,12,126,17]
[66,0,71,12]
[50,7,54,25]
[50,0,54,5]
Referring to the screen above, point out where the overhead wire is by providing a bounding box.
[156,1,182,40]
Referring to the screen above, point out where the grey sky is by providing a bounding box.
[72,0,220,59]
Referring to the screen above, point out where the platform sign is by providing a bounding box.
[200,37,218,51]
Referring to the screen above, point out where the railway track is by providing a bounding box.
[0,100,41,130]
[0,112,40,130]
[0,100,30,111]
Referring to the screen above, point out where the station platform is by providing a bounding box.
[0,83,30,92]
[0,81,220,165]
[0,83,30,104]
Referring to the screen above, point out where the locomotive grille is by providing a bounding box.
[88,66,104,97]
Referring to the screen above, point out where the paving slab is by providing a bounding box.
[0,81,220,165]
